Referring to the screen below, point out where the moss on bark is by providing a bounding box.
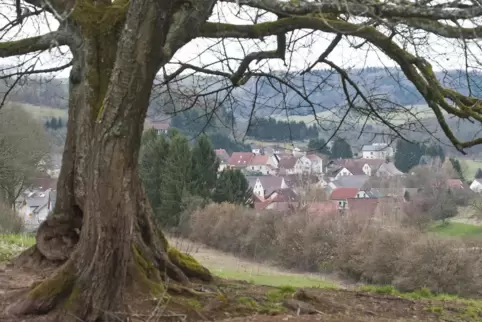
[168,247,213,282]
[28,261,76,300]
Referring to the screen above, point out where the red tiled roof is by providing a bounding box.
[447,179,464,189]
[228,152,255,167]
[250,155,270,166]
[278,157,298,169]
[329,187,359,200]
[150,122,169,130]
[344,166,366,175]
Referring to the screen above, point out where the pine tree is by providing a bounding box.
[475,168,482,179]
[50,117,58,130]
[449,158,465,182]
[159,134,192,227]
[190,135,219,199]
[330,138,352,159]
[394,140,424,173]
[212,169,251,205]
[139,129,170,221]
[57,117,63,128]
[45,119,51,129]
[308,138,330,156]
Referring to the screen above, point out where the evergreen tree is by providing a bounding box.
[308,138,330,156]
[159,134,192,227]
[57,117,63,128]
[45,119,51,129]
[213,169,251,205]
[330,138,352,159]
[50,117,58,130]
[190,135,219,199]
[475,168,482,179]
[449,158,465,182]
[139,129,170,221]
[394,140,424,173]
[425,143,445,162]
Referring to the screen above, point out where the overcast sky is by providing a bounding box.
[0,2,478,79]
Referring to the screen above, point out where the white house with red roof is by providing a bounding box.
[228,152,255,170]
[247,155,278,175]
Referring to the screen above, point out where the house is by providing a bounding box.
[329,175,370,190]
[251,145,263,155]
[247,175,288,199]
[470,179,482,192]
[247,155,278,175]
[306,154,324,174]
[149,121,169,135]
[17,189,55,232]
[361,143,394,159]
[326,167,355,181]
[215,149,230,172]
[228,152,255,169]
[283,174,321,190]
[254,188,300,211]
[345,198,380,218]
[278,156,314,175]
[447,179,465,190]
[329,187,369,208]
[375,162,404,177]
[278,157,299,175]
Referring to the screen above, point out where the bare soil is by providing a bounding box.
[0,262,480,322]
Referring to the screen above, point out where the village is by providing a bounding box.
[15,137,481,232]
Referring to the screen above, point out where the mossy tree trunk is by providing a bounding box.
[8,0,216,320]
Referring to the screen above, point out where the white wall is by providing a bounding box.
[334,168,352,180]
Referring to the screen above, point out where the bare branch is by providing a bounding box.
[0,30,72,58]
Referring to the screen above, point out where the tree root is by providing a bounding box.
[8,242,212,320]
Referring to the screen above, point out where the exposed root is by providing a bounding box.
[168,247,212,282]
[6,261,76,316]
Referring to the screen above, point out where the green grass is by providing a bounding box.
[212,269,339,289]
[459,159,482,180]
[430,222,482,237]
[0,233,35,262]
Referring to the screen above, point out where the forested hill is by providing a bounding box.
[2,67,480,116]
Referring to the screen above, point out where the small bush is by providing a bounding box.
[0,202,23,233]
[186,203,482,297]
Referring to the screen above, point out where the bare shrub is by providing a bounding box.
[0,202,23,233]
[394,237,482,296]
[187,202,482,297]
[335,223,418,284]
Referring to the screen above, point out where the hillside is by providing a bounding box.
[4,67,482,155]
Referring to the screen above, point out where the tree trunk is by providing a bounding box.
[8,1,215,321]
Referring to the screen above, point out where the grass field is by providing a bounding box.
[430,222,482,237]
[459,159,482,180]
[18,103,67,120]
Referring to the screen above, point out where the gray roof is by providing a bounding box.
[331,175,370,189]
[377,162,403,176]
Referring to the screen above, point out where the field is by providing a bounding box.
[430,222,482,237]
[459,159,482,180]
[271,104,437,126]
[17,103,67,120]
[2,234,482,321]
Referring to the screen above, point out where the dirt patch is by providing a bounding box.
[0,266,480,322]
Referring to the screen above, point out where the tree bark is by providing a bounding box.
[8,1,215,321]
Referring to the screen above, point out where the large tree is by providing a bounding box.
[2,0,482,320]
